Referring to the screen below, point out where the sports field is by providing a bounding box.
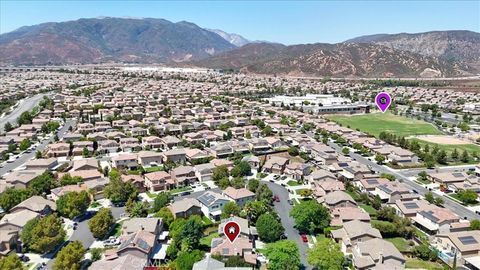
[326,113,443,138]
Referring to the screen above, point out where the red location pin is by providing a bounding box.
[224,221,241,243]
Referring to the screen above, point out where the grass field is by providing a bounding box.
[327,113,443,138]
[410,138,480,155]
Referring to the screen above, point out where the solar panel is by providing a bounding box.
[459,236,478,245]
[404,202,418,209]
[421,211,439,223]
[366,179,379,185]
[452,173,465,178]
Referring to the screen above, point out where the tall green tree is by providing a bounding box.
[53,241,86,270]
[0,253,24,270]
[88,208,115,239]
[231,161,251,177]
[221,201,241,219]
[307,238,345,270]
[21,214,66,254]
[152,192,172,213]
[174,250,204,270]
[256,213,285,243]
[104,169,138,203]
[264,240,301,270]
[290,200,330,234]
[56,191,91,219]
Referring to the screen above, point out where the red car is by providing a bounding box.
[300,234,308,243]
[273,195,280,202]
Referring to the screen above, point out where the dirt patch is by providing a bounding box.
[414,135,471,145]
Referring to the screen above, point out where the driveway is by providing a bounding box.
[264,181,311,270]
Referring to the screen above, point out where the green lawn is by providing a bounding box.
[146,191,157,198]
[287,180,300,186]
[144,166,164,173]
[168,186,193,195]
[111,221,125,237]
[359,204,377,215]
[410,138,480,156]
[200,232,219,247]
[90,201,101,208]
[385,237,412,252]
[405,258,444,270]
[448,193,480,206]
[327,113,442,138]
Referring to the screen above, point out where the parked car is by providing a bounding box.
[300,234,308,243]
[273,195,280,202]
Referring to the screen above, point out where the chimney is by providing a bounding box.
[379,252,384,264]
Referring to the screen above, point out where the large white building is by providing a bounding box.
[266,94,369,114]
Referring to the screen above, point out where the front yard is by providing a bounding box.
[385,237,413,252]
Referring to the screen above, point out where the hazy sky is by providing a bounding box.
[1,0,479,44]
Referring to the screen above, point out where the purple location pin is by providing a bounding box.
[375,92,392,113]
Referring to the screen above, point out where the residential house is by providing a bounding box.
[331,220,382,253]
[197,191,230,220]
[262,156,289,174]
[352,238,405,269]
[223,187,255,207]
[144,171,175,192]
[168,198,202,219]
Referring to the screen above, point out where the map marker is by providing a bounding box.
[375,92,392,113]
[224,221,241,243]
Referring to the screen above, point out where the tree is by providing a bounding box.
[470,219,480,230]
[380,173,395,181]
[436,150,448,164]
[29,171,56,195]
[35,150,43,159]
[247,179,259,192]
[231,161,251,177]
[178,216,204,251]
[244,200,271,223]
[88,208,115,239]
[376,207,397,222]
[152,193,171,213]
[154,207,174,230]
[21,214,66,254]
[82,147,90,158]
[264,240,301,270]
[174,250,204,270]
[59,173,83,186]
[413,244,438,261]
[307,238,345,270]
[341,147,350,155]
[375,154,385,164]
[0,188,31,211]
[17,111,33,125]
[56,191,91,219]
[90,248,102,262]
[424,192,435,204]
[457,190,478,205]
[19,138,31,151]
[0,253,24,270]
[288,147,299,156]
[417,171,428,182]
[298,189,313,198]
[461,150,470,163]
[256,183,273,202]
[104,169,138,203]
[53,241,85,270]
[212,165,229,184]
[3,122,13,132]
[290,200,330,234]
[127,200,149,218]
[256,213,285,243]
[451,148,459,160]
[221,201,241,219]
[262,126,273,136]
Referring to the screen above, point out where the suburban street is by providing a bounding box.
[265,181,311,270]
[0,119,75,176]
[0,93,50,133]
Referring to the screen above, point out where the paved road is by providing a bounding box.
[265,181,311,270]
[0,93,49,133]
[0,119,75,176]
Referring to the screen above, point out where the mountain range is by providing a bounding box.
[1,17,479,77]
